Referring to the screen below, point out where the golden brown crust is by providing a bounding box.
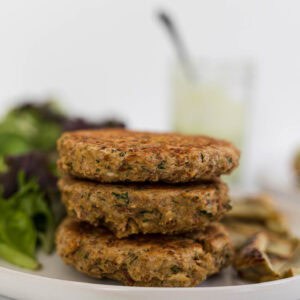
[233,232,300,282]
[57,129,240,183]
[56,218,233,287]
[223,194,300,282]
[223,194,290,248]
[59,177,230,238]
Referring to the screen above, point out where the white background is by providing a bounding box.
[0,0,300,186]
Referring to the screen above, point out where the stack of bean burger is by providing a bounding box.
[56,129,240,287]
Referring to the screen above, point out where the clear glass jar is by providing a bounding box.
[171,59,253,184]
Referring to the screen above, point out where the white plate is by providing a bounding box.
[1,193,300,300]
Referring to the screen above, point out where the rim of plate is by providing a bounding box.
[1,265,300,293]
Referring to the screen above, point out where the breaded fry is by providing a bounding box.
[223,194,300,282]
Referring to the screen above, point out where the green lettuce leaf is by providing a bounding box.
[0,172,55,269]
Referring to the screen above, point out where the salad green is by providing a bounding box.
[0,102,62,171]
[0,173,54,269]
[0,100,125,269]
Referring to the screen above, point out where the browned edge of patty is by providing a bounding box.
[57,129,240,183]
[56,218,233,287]
[59,177,230,238]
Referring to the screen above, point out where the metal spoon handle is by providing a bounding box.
[157,11,194,79]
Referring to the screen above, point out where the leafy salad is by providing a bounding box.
[0,100,125,269]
